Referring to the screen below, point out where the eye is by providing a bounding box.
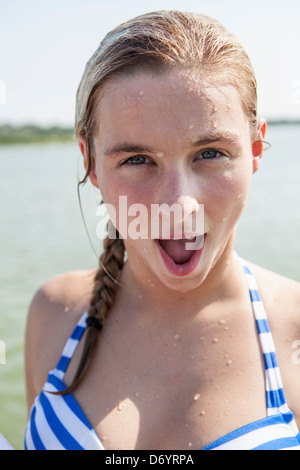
[122,155,152,165]
[196,149,224,160]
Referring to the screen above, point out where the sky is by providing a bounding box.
[0,0,300,127]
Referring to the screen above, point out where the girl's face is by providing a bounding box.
[83,70,264,292]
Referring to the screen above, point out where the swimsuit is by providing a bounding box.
[24,261,300,450]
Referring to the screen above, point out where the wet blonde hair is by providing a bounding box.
[66,10,258,393]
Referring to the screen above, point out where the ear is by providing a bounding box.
[78,135,99,188]
[252,119,267,174]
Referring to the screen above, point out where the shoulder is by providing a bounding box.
[246,260,300,312]
[25,269,96,406]
[244,259,300,354]
[244,261,300,423]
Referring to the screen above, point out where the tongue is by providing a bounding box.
[158,239,195,264]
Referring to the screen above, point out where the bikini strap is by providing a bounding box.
[240,259,289,415]
[54,312,88,380]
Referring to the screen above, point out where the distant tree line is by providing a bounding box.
[0,124,74,144]
[0,120,299,145]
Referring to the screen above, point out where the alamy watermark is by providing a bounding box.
[291,340,300,365]
[0,340,6,365]
[291,80,300,106]
[0,80,6,104]
[95,196,205,250]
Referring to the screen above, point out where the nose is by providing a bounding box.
[177,195,199,217]
[159,169,200,214]
[155,170,202,236]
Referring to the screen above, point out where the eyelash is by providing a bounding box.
[121,149,228,166]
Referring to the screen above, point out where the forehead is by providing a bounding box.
[95,70,248,144]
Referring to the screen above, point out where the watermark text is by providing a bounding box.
[96,196,205,250]
[0,80,6,104]
[0,340,6,364]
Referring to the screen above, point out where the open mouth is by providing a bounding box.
[155,234,206,276]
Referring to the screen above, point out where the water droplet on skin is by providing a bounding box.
[135,392,140,398]
[222,217,227,222]
[213,106,217,113]
[226,360,233,366]
[117,403,123,411]
[213,338,219,343]
[200,410,206,416]
[143,248,148,253]
[139,90,144,96]
[194,393,201,401]
[188,442,192,447]
[157,152,164,158]
[227,104,231,110]
[200,336,205,341]
[212,122,217,128]
[188,124,194,130]
[219,319,226,325]
[174,334,180,340]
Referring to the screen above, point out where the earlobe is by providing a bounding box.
[78,135,99,188]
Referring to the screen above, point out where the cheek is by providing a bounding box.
[202,167,251,225]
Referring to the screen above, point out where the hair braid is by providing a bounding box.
[58,233,125,395]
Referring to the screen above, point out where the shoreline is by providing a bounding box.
[0,120,299,145]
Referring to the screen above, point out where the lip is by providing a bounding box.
[159,232,203,240]
[155,234,206,277]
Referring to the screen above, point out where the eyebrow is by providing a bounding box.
[103,131,241,157]
[104,142,155,157]
[192,131,241,147]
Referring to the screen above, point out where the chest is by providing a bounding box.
[68,307,269,449]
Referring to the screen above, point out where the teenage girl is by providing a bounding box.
[24,11,300,450]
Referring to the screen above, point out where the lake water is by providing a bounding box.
[0,124,300,449]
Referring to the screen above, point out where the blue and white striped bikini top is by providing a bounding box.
[24,261,300,450]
